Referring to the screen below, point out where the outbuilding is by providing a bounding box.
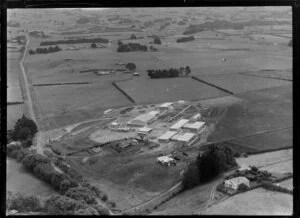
[138,127,153,136]
[159,102,173,110]
[127,112,157,127]
[183,121,205,132]
[171,132,196,145]
[224,176,250,190]
[157,155,176,166]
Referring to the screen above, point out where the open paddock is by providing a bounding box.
[202,188,292,215]
[209,85,292,142]
[240,69,292,81]
[7,104,25,130]
[115,77,229,105]
[260,160,293,174]
[194,73,292,94]
[278,178,293,190]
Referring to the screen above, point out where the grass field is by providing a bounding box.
[260,160,293,174]
[278,178,293,190]
[236,148,292,170]
[208,85,292,142]
[202,188,292,215]
[7,158,56,198]
[240,69,292,81]
[230,127,292,151]
[194,73,292,94]
[7,104,25,130]
[116,77,228,104]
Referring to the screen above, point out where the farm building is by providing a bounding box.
[138,127,153,136]
[183,121,205,132]
[92,147,102,153]
[170,119,189,131]
[224,177,250,190]
[171,132,196,145]
[158,131,178,143]
[159,102,173,110]
[127,112,157,127]
[190,113,201,121]
[157,155,176,166]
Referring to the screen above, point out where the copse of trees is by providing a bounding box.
[29,45,62,55]
[130,34,137,39]
[91,43,97,48]
[117,42,148,52]
[7,192,43,213]
[40,37,109,46]
[177,36,195,43]
[148,66,191,78]
[182,146,238,190]
[153,37,162,44]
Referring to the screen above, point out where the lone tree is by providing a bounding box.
[130,34,137,39]
[91,43,97,48]
[125,62,136,71]
[117,40,123,46]
[153,37,162,44]
[10,115,38,141]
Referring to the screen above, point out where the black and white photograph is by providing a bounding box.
[6,6,294,215]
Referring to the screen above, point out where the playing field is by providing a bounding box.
[194,73,292,94]
[116,77,229,104]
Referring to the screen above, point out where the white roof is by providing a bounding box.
[159,131,178,140]
[183,121,205,130]
[157,155,174,163]
[160,102,173,108]
[172,132,195,142]
[148,110,160,116]
[104,109,114,114]
[138,127,153,132]
[111,121,118,125]
[225,176,249,185]
[130,113,156,123]
[170,119,189,130]
[192,113,201,119]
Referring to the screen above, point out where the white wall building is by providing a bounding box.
[138,127,153,136]
[127,112,157,127]
[170,119,189,131]
[157,155,176,166]
[171,132,196,145]
[159,102,173,110]
[224,177,250,190]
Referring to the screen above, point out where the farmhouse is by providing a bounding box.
[157,155,176,166]
[159,102,173,110]
[224,176,250,190]
[127,112,157,127]
[183,121,205,132]
[170,119,189,131]
[138,127,153,136]
[171,132,196,145]
[158,131,178,143]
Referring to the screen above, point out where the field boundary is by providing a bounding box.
[112,82,136,104]
[7,102,24,105]
[33,82,91,87]
[191,76,234,95]
[239,72,292,81]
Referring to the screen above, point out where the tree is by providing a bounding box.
[7,192,42,212]
[91,43,97,48]
[130,34,137,39]
[153,37,162,44]
[238,183,248,191]
[93,204,110,215]
[11,115,38,141]
[117,40,123,46]
[74,207,99,215]
[125,62,136,71]
[29,49,35,55]
[182,162,201,189]
[20,137,33,148]
[65,187,97,205]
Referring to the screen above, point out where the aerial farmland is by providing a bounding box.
[6,7,293,215]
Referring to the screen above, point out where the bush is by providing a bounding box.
[11,115,38,141]
[93,204,110,215]
[7,192,42,212]
[20,138,33,148]
[153,37,162,44]
[238,183,248,191]
[91,43,97,48]
[7,143,20,158]
[177,36,195,43]
[125,62,136,71]
[65,187,97,205]
[74,207,99,215]
[45,195,87,215]
[59,179,79,194]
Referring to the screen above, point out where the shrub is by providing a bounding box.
[91,43,97,48]
[74,207,99,215]
[153,37,162,44]
[93,204,110,215]
[20,138,33,148]
[45,195,87,215]
[7,192,42,212]
[238,183,248,191]
[125,62,136,71]
[65,187,97,205]
[7,143,20,158]
[11,115,38,141]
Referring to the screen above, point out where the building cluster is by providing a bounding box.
[224,176,250,190]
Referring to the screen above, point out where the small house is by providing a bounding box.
[157,155,176,166]
[224,176,250,190]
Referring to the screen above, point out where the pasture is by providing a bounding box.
[7,104,25,130]
[202,188,292,215]
[116,77,228,105]
[208,85,292,142]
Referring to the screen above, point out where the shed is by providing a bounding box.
[157,155,176,166]
[170,119,189,131]
[138,127,153,136]
[127,112,157,127]
[159,102,173,109]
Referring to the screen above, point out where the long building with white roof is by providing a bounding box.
[170,119,189,131]
[158,131,178,142]
[171,132,196,144]
[183,121,205,132]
